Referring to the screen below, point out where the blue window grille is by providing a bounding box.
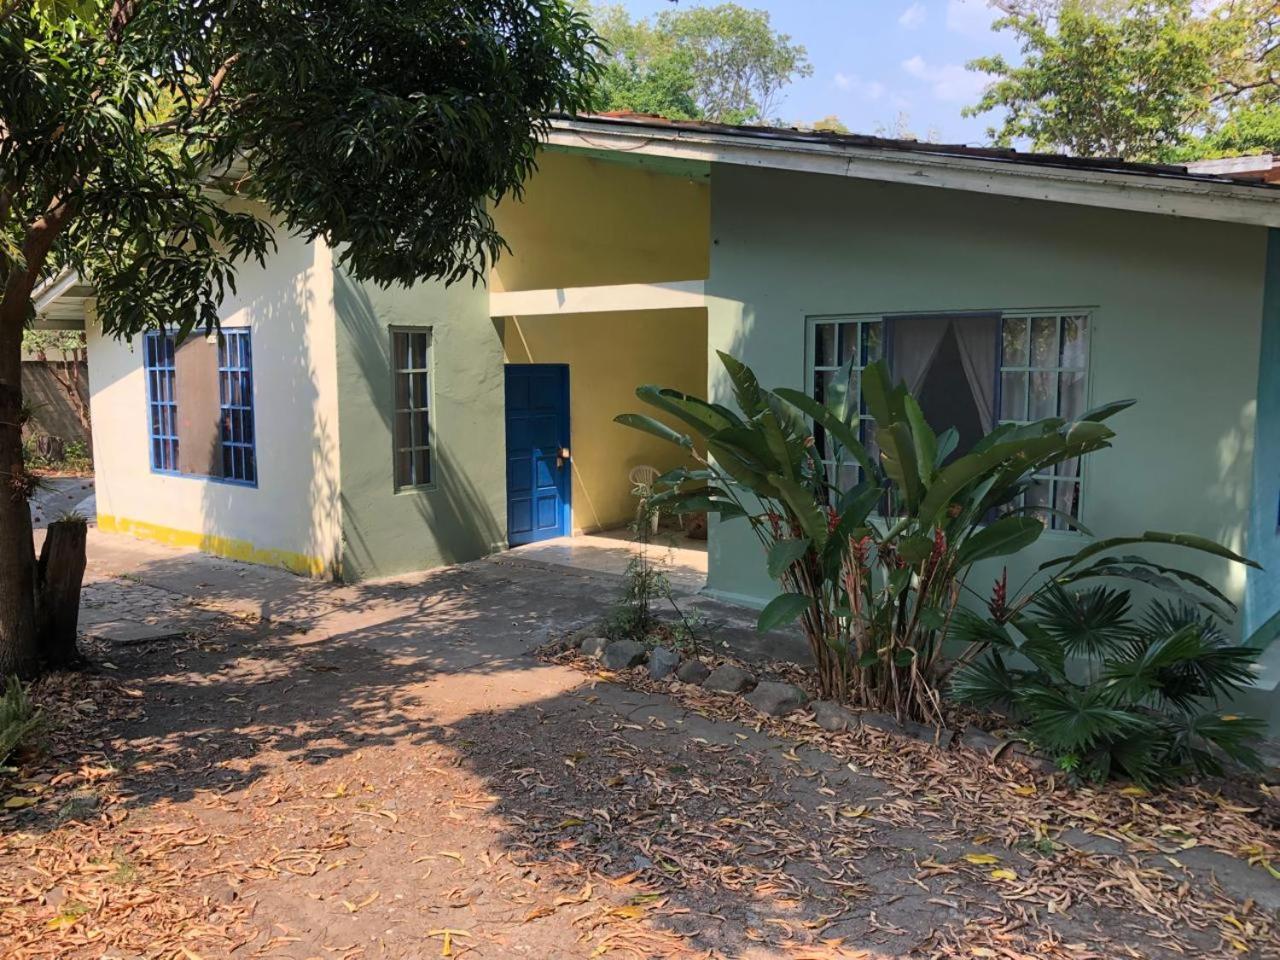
[218,329,257,485]
[143,331,178,472]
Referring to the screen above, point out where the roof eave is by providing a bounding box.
[548,117,1280,230]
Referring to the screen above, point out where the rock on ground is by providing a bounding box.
[745,681,808,717]
[601,640,647,670]
[703,664,756,694]
[676,660,710,685]
[648,646,680,679]
[580,636,609,659]
[811,700,854,731]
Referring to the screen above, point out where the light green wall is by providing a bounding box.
[704,165,1269,638]
[334,267,506,581]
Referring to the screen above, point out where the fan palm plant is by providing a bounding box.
[951,590,1262,783]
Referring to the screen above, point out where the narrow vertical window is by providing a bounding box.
[143,330,178,472]
[392,329,432,489]
[218,329,257,485]
[998,313,1090,529]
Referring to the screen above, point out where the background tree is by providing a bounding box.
[0,0,600,676]
[586,2,810,124]
[970,0,1280,161]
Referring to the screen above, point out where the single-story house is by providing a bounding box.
[35,114,1280,721]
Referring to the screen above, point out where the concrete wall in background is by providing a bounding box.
[21,361,90,450]
[501,309,707,534]
[704,165,1268,640]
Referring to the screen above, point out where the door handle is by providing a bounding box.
[556,448,571,468]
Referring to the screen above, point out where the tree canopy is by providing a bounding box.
[585,2,811,125]
[967,0,1280,161]
[0,0,600,675]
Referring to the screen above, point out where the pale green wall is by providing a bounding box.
[1247,228,1280,644]
[704,165,1269,641]
[334,267,506,581]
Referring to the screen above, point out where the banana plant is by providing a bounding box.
[616,352,1258,727]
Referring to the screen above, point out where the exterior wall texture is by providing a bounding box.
[334,268,506,581]
[501,309,707,534]
[490,149,710,292]
[87,222,343,576]
[704,165,1269,639]
[1247,228,1280,645]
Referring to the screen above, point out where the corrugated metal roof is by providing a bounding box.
[562,112,1280,192]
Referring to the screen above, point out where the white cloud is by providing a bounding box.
[898,2,927,29]
[833,72,886,102]
[945,0,998,36]
[901,55,988,103]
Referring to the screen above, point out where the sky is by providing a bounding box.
[610,0,1023,145]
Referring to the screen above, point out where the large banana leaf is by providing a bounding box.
[1042,532,1261,573]
[636,385,742,439]
[614,413,693,449]
[772,387,877,480]
[717,350,766,418]
[956,516,1045,566]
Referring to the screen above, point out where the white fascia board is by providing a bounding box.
[490,280,705,317]
[33,269,81,314]
[548,121,1280,229]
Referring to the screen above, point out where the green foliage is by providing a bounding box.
[2,0,601,340]
[616,352,1157,723]
[952,587,1263,784]
[0,676,41,769]
[968,0,1280,161]
[583,2,810,124]
[965,1,1213,160]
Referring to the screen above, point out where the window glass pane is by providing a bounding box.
[395,411,412,447]
[1059,370,1086,421]
[814,324,836,367]
[863,322,884,364]
[1029,370,1056,419]
[1054,479,1081,526]
[1026,478,1052,524]
[1000,371,1027,421]
[393,332,409,369]
[1001,316,1028,366]
[838,323,857,365]
[1030,316,1058,368]
[414,333,430,369]
[813,368,836,404]
[396,449,412,487]
[414,449,431,485]
[411,372,428,407]
[415,411,431,448]
[1060,316,1088,369]
[395,370,409,408]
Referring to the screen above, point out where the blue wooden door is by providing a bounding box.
[505,364,571,546]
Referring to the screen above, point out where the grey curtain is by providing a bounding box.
[954,315,999,432]
[890,316,949,395]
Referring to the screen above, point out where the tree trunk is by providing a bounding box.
[0,313,38,679]
[35,518,88,669]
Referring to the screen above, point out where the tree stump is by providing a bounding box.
[35,517,88,669]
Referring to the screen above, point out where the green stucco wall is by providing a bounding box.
[704,165,1269,641]
[334,267,506,581]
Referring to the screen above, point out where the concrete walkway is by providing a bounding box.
[5,528,1276,959]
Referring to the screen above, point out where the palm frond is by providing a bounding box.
[951,652,1025,711]
[1018,683,1154,754]
[1101,624,1207,704]
[1030,584,1135,658]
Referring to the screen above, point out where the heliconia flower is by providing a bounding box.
[988,568,1009,623]
[827,506,840,532]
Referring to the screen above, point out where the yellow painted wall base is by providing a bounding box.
[97,514,329,578]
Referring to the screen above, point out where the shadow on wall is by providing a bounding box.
[195,237,343,580]
[334,271,503,581]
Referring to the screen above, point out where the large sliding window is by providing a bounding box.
[392,329,433,490]
[808,310,1091,529]
[141,327,258,486]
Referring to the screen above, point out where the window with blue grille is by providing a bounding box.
[218,329,257,485]
[142,327,257,486]
[143,331,178,472]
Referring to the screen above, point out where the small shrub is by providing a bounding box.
[0,676,42,769]
[952,589,1263,784]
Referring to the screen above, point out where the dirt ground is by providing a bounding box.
[1,532,1279,959]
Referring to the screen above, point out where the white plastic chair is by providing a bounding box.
[629,465,662,533]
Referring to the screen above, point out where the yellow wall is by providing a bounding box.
[490,150,710,292]
[502,309,707,534]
